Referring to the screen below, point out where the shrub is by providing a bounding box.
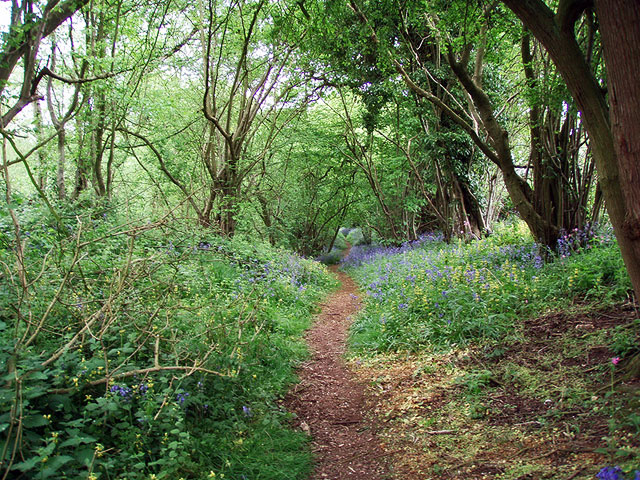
[0,209,336,479]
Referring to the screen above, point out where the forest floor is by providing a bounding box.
[347,302,640,479]
[286,264,640,479]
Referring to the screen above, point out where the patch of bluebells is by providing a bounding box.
[597,466,640,480]
[198,241,211,250]
[480,243,544,270]
[110,384,133,401]
[176,391,189,405]
[356,239,544,305]
[345,235,543,273]
[164,241,177,256]
[341,232,445,268]
[557,223,614,258]
[233,253,328,303]
[168,237,331,306]
[110,383,150,401]
[344,229,571,350]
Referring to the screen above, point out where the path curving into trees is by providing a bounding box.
[285,266,389,479]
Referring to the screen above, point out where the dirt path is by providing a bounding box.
[285,266,389,480]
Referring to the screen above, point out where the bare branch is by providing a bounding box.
[33,66,121,94]
[118,128,204,217]
[50,365,226,394]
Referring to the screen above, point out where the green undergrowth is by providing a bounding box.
[344,222,631,353]
[0,205,337,479]
[343,221,640,477]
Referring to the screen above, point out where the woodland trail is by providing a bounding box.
[285,266,389,480]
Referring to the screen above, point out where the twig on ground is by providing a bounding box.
[566,468,584,480]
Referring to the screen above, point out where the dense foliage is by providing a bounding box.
[0,203,336,479]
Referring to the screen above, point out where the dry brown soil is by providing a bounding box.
[285,266,390,480]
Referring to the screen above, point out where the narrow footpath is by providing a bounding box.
[285,266,389,480]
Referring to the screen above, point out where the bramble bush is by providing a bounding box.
[0,203,336,479]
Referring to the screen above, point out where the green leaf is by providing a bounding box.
[28,371,49,381]
[38,455,74,477]
[23,385,48,400]
[11,456,40,472]
[59,435,97,448]
[74,447,95,466]
[22,414,48,428]
[47,394,72,411]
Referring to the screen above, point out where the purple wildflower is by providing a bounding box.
[176,392,189,405]
[597,466,624,480]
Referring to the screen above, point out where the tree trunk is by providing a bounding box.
[91,93,107,197]
[595,0,640,298]
[33,100,47,191]
[591,182,604,224]
[73,115,89,200]
[502,0,640,301]
[448,51,559,248]
[257,193,276,244]
[56,127,66,200]
[106,119,117,200]
[456,178,485,238]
